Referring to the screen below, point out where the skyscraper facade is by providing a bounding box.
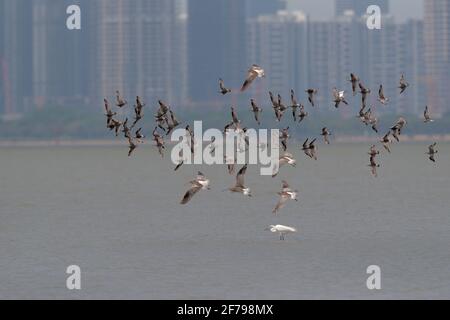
[246,0,285,18]
[0,0,33,117]
[335,0,389,17]
[31,0,92,108]
[247,11,308,101]
[94,0,184,106]
[188,0,246,105]
[424,0,450,116]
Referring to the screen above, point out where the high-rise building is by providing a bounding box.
[94,0,184,107]
[187,0,246,105]
[335,0,389,17]
[246,0,285,18]
[247,11,308,102]
[397,20,426,115]
[31,0,93,108]
[424,0,450,116]
[0,0,33,117]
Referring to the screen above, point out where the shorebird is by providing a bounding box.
[269,91,278,109]
[377,84,389,105]
[369,155,380,177]
[180,172,210,204]
[369,113,379,133]
[272,152,296,178]
[152,127,165,157]
[277,94,287,112]
[306,88,318,107]
[298,104,308,123]
[390,117,407,142]
[280,127,290,151]
[240,64,265,92]
[399,74,409,94]
[228,164,251,197]
[332,88,348,108]
[380,132,392,153]
[290,89,300,121]
[250,99,262,125]
[424,106,433,123]
[272,181,298,215]
[156,100,170,119]
[273,106,284,122]
[166,110,181,136]
[219,78,231,95]
[104,98,116,127]
[131,96,145,128]
[368,145,380,157]
[121,118,131,139]
[359,82,371,107]
[321,127,331,144]
[357,103,366,122]
[115,90,127,108]
[185,125,195,155]
[109,118,122,137]
[224,155,236,175]
[427,142,438,163]
[302,138,317,160]
[265,225,297,241]
[134,128,145,143]
[361,108,372,126]
[231,106,240,125]
[127,136,137,157]
[348,73,359,96]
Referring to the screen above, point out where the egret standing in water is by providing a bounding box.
[265,225,297,240]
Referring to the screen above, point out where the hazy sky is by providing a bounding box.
[285,0,423,22]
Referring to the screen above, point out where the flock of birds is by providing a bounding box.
[102,64,439,241]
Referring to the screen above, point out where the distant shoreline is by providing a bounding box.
[1,134,450,147]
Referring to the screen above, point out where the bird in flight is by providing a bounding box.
[306,88,318,107]
[272,181,298,215]
[298,104,308,123]
[250,99,262,125]
[332,88,348,108]
[359,82,371,107]
[290,89,300,121]
[302,138,317,160]
[180,172,211,205]
[423,106,433,123]
[219,78,231,95]
[348,73,359,96]
[377,84,389,105]
[228,164,251,197]
[398,74,409,94]
[240,64,265,92]
[115,90,127,108]
[380,132,392,153]
[104,98,116,127]
[321,127,331,145]
[390,117,407,142]
[272,152,296,178]
[426,143,438,163]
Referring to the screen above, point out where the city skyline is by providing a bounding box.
[0,0,447,122]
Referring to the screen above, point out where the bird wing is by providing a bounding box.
[240,70,258,92]
[379,85,384,98]
[332,88,339,100]
[180,183,202,205]
[272,194,290,214]
[104,99,110,112]
[236,164,248,187]
[197,171,205,180]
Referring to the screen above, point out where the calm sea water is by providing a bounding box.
[0,143,449,299]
